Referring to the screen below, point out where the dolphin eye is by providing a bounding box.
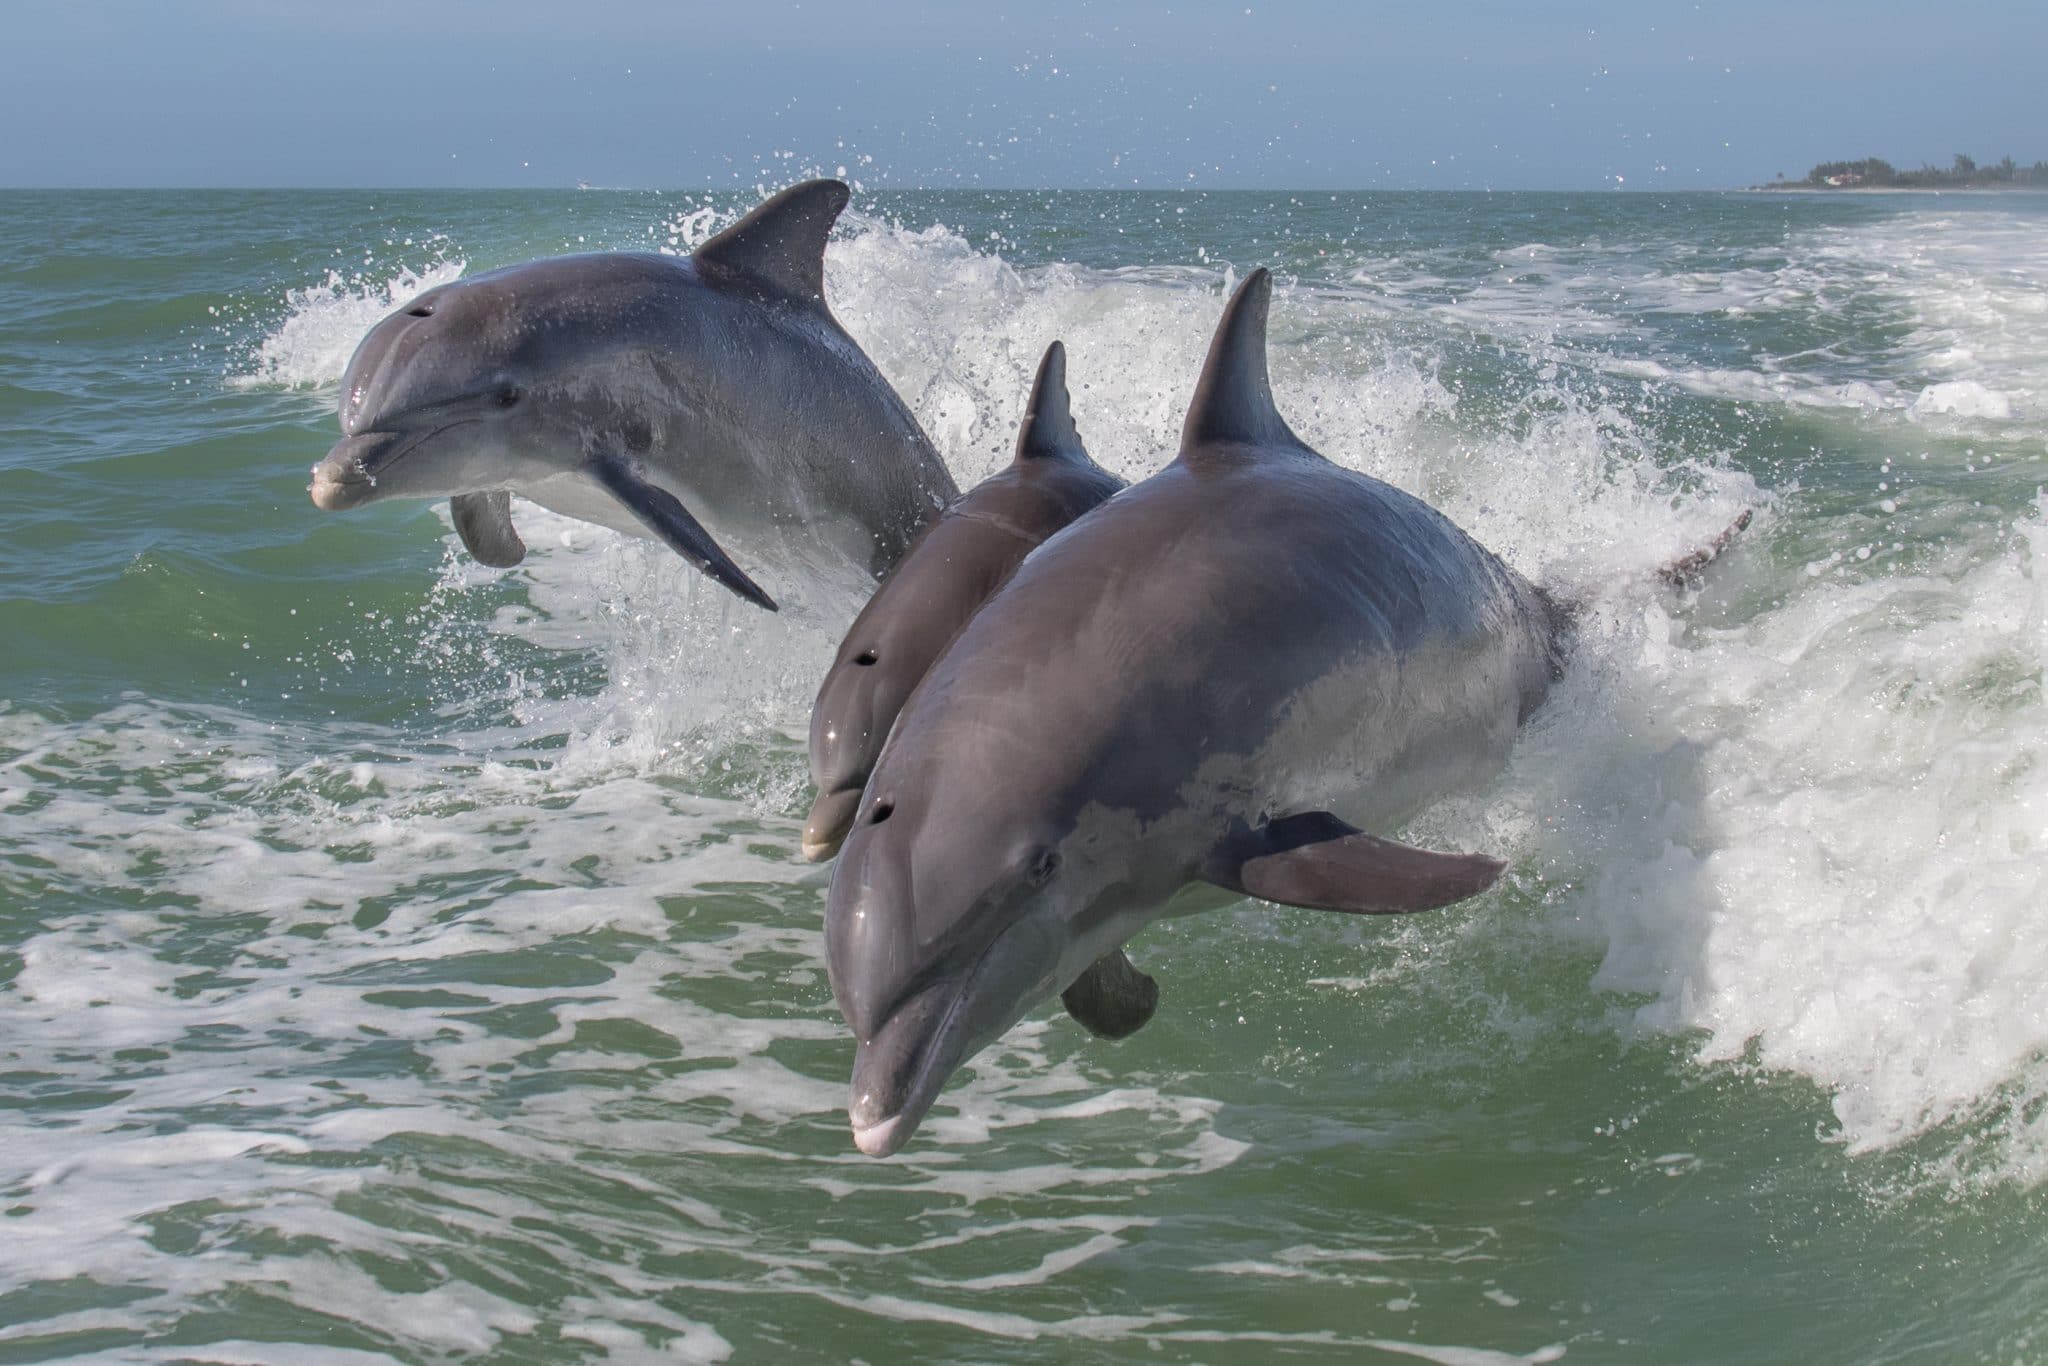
[869,800,895,825]
[854,649,878,666]
[497,386,521,407]
[407,302,435,318]
[1027,848,1061,886]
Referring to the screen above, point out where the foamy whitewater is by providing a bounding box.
[2,187,2046,1361]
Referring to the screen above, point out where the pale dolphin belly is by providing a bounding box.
[516,472,647,539]
[1261,627,1549,835]
[1117,623,1548,940]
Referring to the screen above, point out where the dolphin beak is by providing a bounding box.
[845,978,963,1157]
[838,920,1062,1157]
[309,433,405,511]
[309,459,368,510]
[802,787,864,862]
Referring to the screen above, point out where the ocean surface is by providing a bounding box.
[3,185,2046,1363]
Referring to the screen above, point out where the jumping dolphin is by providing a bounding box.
[803,341,1124,862]
[824,268,1571,1157]
[309,180,960,608]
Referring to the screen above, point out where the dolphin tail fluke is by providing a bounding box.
[1014,341,1089,465]
[588,455,779,611]
[693,179,851,308]
[1535,507,1756,670]
[1206,811,1504,915]
[1180,267,1310,457]
[1061,948,1159,1039]
[1658,507,1755,590]
[450,491,528,568]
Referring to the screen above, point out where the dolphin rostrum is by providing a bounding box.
[309,180,960,608]
[803,341,1124,861]
[823,268,1571,1157]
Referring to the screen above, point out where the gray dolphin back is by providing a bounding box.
[802,340,1123,860]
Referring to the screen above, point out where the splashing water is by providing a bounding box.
[4,185,2047,1360]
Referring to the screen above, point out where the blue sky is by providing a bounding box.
[6,0,2043,189]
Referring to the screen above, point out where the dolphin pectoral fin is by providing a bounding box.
[449,491,527,568]
[1061,949,1159,1039]
[1206,811,1506,915]
[587,455,779,611]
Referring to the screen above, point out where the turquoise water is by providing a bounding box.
[4,187,2047,1362]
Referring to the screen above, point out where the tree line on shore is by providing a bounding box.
[1782,154,2047,188]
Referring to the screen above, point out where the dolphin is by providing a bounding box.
[309,180,960,609]
[823,268,1572,1157]
[803,341,1124,862]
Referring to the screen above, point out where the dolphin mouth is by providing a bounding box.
[847,978,968,1158]
[842,914,1059,1157]
[308,422,473,511]
[851,1113,914,1158]
[802,786,865,862]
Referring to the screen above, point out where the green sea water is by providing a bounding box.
[3,187,2047,1362]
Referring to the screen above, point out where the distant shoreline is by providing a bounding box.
[1748,183,2048,194]
[1760,154,2047,194]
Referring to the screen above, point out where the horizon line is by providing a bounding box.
[0,182,1859,195]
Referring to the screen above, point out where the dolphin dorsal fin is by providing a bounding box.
[1179,267,1310,459]
[1014,341,1089,464]
[694,179,850,307]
